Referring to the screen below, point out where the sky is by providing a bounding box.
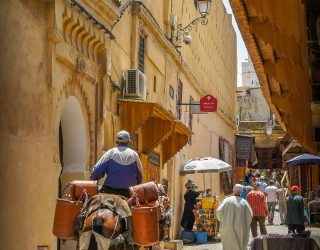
[222,0,248,86]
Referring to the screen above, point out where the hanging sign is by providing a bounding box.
[200,95,218,112]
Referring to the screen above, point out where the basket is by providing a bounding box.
[201,197,214,209]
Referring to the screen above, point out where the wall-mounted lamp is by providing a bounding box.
[173,0,212,47]
[265,120,274,136]
[196,0,212,16]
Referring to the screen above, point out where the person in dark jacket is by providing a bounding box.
[181,180,202,230]
[286,185,305,233]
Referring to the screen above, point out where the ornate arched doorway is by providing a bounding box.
[59,96,86,174]
[58,96,87,250]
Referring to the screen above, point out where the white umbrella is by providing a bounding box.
[180,157,232,175]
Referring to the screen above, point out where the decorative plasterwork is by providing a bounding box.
[62,3,107,64]
[55,41,103,83]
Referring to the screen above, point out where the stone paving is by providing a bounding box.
[182,207,320,250]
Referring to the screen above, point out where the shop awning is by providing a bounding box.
[162,120,191,164]
[118,99,192,162]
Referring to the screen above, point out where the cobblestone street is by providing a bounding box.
[182,207,320,250]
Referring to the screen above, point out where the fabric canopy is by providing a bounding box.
[180,157,232,175]
[285,154,320,167]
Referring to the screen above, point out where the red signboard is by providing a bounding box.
[200,95,218,112]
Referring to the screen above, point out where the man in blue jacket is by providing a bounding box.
[90,130,143,197]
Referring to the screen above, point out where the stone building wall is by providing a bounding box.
[0,1,59,249]
[237,87,271,122]
[241,57,259,87]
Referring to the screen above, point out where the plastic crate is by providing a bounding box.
[196,231,208,244]
[181,230,195,244]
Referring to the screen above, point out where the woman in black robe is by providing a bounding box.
[181,180,201,230]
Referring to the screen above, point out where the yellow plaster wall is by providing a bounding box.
[0,0,237,247]
[0,1,60,249]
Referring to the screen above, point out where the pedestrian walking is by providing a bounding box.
[217,184,253,250]
[246,185,253,196]
[252,173,257,183]
[247,182,268,237]
[239,179,247,199]
[259,176,267,193]
[272,170,277,180]
[277,186,287,225]
[286,185,305,234]
[264,180,278,225]
[248,170,253,182]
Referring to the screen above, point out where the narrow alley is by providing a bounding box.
[183,208,320,249]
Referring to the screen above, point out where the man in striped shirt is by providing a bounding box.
[247,182,268,237]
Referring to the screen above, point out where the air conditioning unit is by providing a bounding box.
[125,69,146,99]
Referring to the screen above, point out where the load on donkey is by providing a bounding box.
[53,130,171,249]
[53,180,172,249]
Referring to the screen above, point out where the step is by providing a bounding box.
[164,240,183,250]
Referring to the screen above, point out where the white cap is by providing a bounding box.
[116,130,131,143]
[234,184,244,192]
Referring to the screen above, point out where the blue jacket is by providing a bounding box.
[286,194,305,225]
[90,145,143,189]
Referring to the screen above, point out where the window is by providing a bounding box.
[153,76,157,92]
[138,35,145,73]
[176,81,183,120]
[188,96,194,145]
[169,85,174,100]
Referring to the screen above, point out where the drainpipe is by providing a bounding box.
[95,82,99,163]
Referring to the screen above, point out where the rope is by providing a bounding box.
[109,214,120,240]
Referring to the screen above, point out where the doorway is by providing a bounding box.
[58,96,87,250]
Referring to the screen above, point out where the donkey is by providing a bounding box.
[76,184,171,250]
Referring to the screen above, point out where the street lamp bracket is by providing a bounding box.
[177,15,208,36]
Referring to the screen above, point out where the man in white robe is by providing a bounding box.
[217,184,253,250]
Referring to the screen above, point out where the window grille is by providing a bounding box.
[138,35,145,73]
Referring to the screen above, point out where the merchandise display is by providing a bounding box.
[193,196,219,239]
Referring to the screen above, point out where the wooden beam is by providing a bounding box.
[162,130,189,164]
[271,92,314,150]
[311,102,320,127]
[263,58,310,97]
[119,102,154,133]
[141,117,172,153]
[267,76,282,96]
[249,17,308,68]
[245,0,307,40]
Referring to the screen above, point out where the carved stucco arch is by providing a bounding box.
[53,75,95,171]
